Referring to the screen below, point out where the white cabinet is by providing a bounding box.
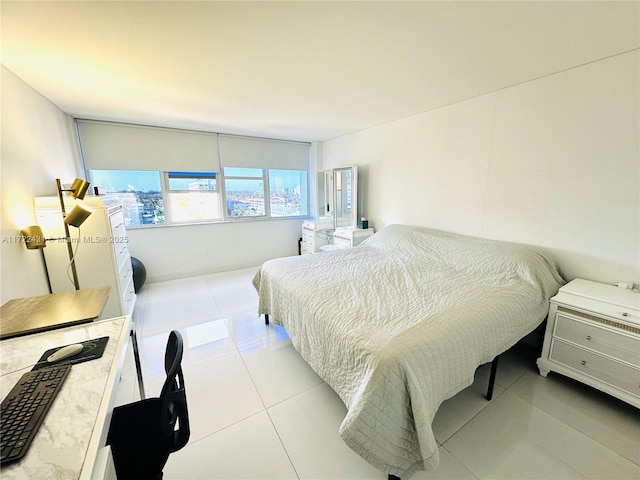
[333,227,375,249]
[301,219,333,254]
[537,279,640,408]
[34,196,136,319]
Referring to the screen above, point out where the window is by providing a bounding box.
[166,172,221,223]
[218,134,309,218]
[90,170,164,226]
[89,170,222,226]
[90,168,307,226]
[222,168,308,218]
[269,169,308,217]
[224,168,265,217]
[79,121,310,227]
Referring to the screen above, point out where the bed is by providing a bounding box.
[252,224,564,478]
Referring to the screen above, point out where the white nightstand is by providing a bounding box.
[333,227,374,249]
[537,278,640,408]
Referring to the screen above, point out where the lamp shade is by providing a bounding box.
[64,203,93,227]
[20,225,46,249]
[68,178,91,200]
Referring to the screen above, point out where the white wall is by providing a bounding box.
[0,66,82,303]
[322,51,639,286]
[126,218,303,283]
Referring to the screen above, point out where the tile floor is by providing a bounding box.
[131,267,640,480]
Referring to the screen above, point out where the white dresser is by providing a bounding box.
[537,279,640,408]
[34,196,136,320]
[301,219,334,254]
[333,227,375,249]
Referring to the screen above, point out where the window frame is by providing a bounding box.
[88,168,310,228]
[162,171,222,224]
[268,168,308,219]
[222,167,269,220]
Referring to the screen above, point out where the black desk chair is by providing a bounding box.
[107,330,190,479]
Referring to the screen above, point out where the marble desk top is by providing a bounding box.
[0,315,131,479]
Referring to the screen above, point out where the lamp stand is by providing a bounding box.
[40,249,53,294]
[56,178,81,290]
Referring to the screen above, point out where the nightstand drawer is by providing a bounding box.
[554,313,640,365]
[550,339,640,398]
[557,299,639,325]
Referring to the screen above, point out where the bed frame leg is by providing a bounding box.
[486,355,499,401]
[264,313,269,325]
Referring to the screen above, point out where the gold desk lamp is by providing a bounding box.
[21,178,93,292]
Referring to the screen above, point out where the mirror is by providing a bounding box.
[333,166,358,229]
[316,170,332,219]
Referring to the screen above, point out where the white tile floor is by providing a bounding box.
[131,267,640,480]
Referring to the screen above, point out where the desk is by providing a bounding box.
[0,315,134,479]
[0,287,110,340]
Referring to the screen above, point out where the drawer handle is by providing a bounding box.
[622,312,628,317]
[585,335,591,341]
[580,360,587,366]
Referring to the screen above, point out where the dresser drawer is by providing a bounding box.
[121,276,136,316]
[333,236,351,248]
[118,256,133,291]
[109,210,127,238]
[550,339,640,398]
[114,241,130,271]
[554,313,640,366]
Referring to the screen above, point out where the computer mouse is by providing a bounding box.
[47,343,84,363]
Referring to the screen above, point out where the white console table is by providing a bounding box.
[0,315,138,479]
[537,279,640,408]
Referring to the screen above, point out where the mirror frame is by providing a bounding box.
[316,170,333,219]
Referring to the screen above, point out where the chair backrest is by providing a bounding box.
[159,330,190,452]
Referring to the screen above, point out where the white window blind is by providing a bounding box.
[218,134,309,170]
[77,120,220,172]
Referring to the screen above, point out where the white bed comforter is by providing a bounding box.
[253,225,564,478]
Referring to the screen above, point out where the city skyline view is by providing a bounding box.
[90,169,305,193]
[90,169,307,225]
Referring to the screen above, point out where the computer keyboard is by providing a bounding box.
[0,365,71,465]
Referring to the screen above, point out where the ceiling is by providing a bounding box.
[2,1,638,142]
